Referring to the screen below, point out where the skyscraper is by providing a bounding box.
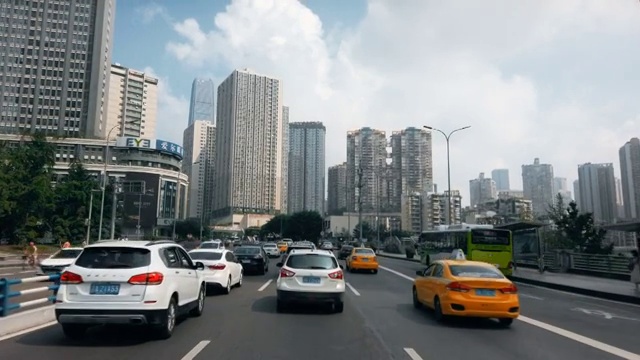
[182,121,216,222]
[390,127,433,211]
[211,69,286,219]
[522,158,554,216]
[469,172,497,207]
[188,78,215,126]
[619,138,640,220]
[577,163,617,224]
[106,64,158,139]
[0,0,116,138]
[327,163,347,215]
[491,169,510,191]
[287,122,326,214]
[346,128,388,213]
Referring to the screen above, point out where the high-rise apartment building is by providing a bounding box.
[573,180,581,209]
[182,120,216,222]
[211,69,286,219]
[469,172,497,207]
[287,122,326,214]
[327,163,347,215]
[106,64,157,139]
[491,169,510,191]
[619,138,640,220]
[615,177,625,219]
[424,190,462,228]
[0,0,116,138]
[390,127,433,211]
[346,128,388,213]
[553,177,572,205]
[188,78,215,126]
[577,163,617,224]
[522,158,554,216]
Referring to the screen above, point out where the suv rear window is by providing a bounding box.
[448,265,504,279]
[287,246,313,254]
[189,252,223,261]
[75,247,150,269]
[286,254,338,270]
[340,246,353,251]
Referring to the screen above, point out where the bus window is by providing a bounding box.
[471,229,510,245]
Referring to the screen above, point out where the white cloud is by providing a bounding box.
[163,0,640,205]
[136,3,171,24]
[143,67,189,145]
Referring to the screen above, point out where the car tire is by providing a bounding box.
[433,296,444,322]
[334,301,344,314]
[372,269,378,274]
[259,266,266,275]
[276,300,286,313]
[237,271,243,287]
[223,276,232,294]
[156,297,177,339]
[61,324,87,340]
[190,285,205,317]
[499,318,514,327]
[412,287,421,309]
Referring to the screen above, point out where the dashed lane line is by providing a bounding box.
[403,347,425,360]
[346,282,361,296]
[181,340,211,360]
[258,279,273,292]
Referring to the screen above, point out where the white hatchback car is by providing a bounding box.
[262,243,280,258]
[55,240,206,340]
[37,247,84,275]
[188,249,243,294]
[276,249,345,313]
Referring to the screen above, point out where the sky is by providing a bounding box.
[113,0,640,206]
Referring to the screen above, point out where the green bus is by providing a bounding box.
[417,226,514,276]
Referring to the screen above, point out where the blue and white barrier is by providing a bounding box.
[0,274,60,317]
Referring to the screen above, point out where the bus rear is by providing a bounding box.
[468,229,513,276]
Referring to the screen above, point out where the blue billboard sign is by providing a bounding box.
[156,140,184,157]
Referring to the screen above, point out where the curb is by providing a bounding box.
[511,275,640,305]
[377,253,421,263]
[0,305,56,338]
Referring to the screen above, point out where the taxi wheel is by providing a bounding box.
[498,318,513,327]
[412,287,421,309]
[372,269,378,274]
[433,297,444,322]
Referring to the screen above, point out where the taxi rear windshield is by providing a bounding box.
[354,249,374,255]
[449,265,504,279]
[75,247,150,269]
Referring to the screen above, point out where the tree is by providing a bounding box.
[175,218,209,239]
[550,201,613,254]
[261,214,289,237]
[287,211,323,242]
[353,221,373,240]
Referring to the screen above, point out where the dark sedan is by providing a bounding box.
[234,246,269,275]
[337,245,354,260]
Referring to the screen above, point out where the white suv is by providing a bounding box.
[55,240,206,340]
[275,249,345,313]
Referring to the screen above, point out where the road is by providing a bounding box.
[0,256,638,359]
[0,265,56,315]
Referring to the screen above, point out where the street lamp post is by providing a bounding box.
[357,166,363,243]
[85,189,101,244]
[98,124,123,241]
[171,163,183,240]
[423,125,471,225]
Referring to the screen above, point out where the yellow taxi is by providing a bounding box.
[412,249,519,326]
[277,241,288,254]
[345,247,379,274]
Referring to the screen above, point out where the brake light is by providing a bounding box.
[351,256,357,261]
[500,284,518,294]
[279,268,295,278]
[328,270,343,280]
[128,272,164,285]
[446,281,471,293]
[60,271,83,284]
[208,264,226,270]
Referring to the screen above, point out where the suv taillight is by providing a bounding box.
[128,272,164,285]
[328,270,343,280]
[60,271,83,284]
[279,268,296,278]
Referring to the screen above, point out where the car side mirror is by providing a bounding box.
[276,262,283,267]
[415,270,423,276]
[339,265,344,270]
[195,262,205,270]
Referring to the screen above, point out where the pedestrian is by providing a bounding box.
[629,250,640,292]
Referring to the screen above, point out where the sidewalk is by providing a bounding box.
[512,267,640,305]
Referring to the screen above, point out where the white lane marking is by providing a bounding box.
[519,293,544,300]
[383,263,640,359]
[572,307,640,322]
[346,282,361,296]
[0,270,36,276]
[181,340,211,360]
[403,347,425,360]
[0,321,57,342]
[515,282,640,309]
[379,265,415,282]
[258,279,273,292]
[518,316,640,360]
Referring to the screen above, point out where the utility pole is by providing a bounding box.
[357,166,363,243]
[110,178,121,240]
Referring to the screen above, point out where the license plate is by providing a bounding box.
[90,283,120,295]
[475,289,495,297]
[241,260,251,264]
[361,258,369,262]
[302,276,321,284]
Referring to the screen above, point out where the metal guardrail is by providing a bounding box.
[0,274,60,317]
[569,253,630,275]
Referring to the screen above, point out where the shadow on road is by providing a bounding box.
[395,303,511,330]
[251,295,339,315]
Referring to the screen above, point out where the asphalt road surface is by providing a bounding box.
[0,256,639,360]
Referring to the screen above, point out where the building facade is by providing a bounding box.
[424,190,462,228]
[390,127,433,212]
[182,120,216,222]
[327,163,347,215]
[469,172,497,207]
[106,64,158,139]
[0,0,116,138]
[346,128,388,214]
[287,122,326,215]
[522,158,554,217]
[491,169,510,191]
[188,78,215,126]
[619,138,640,220]
[211,69,286,224]
[577,163,617,224]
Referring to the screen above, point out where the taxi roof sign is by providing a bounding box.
[451,249,466,260]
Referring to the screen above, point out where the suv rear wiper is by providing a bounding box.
[307,266,330,270]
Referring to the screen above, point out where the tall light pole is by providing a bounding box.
[98,124,123,241]
[171,162,183,240]
[357,166,363,243]
[423,125,471,225]
[85,189,101,244]
[193,160,208,241]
